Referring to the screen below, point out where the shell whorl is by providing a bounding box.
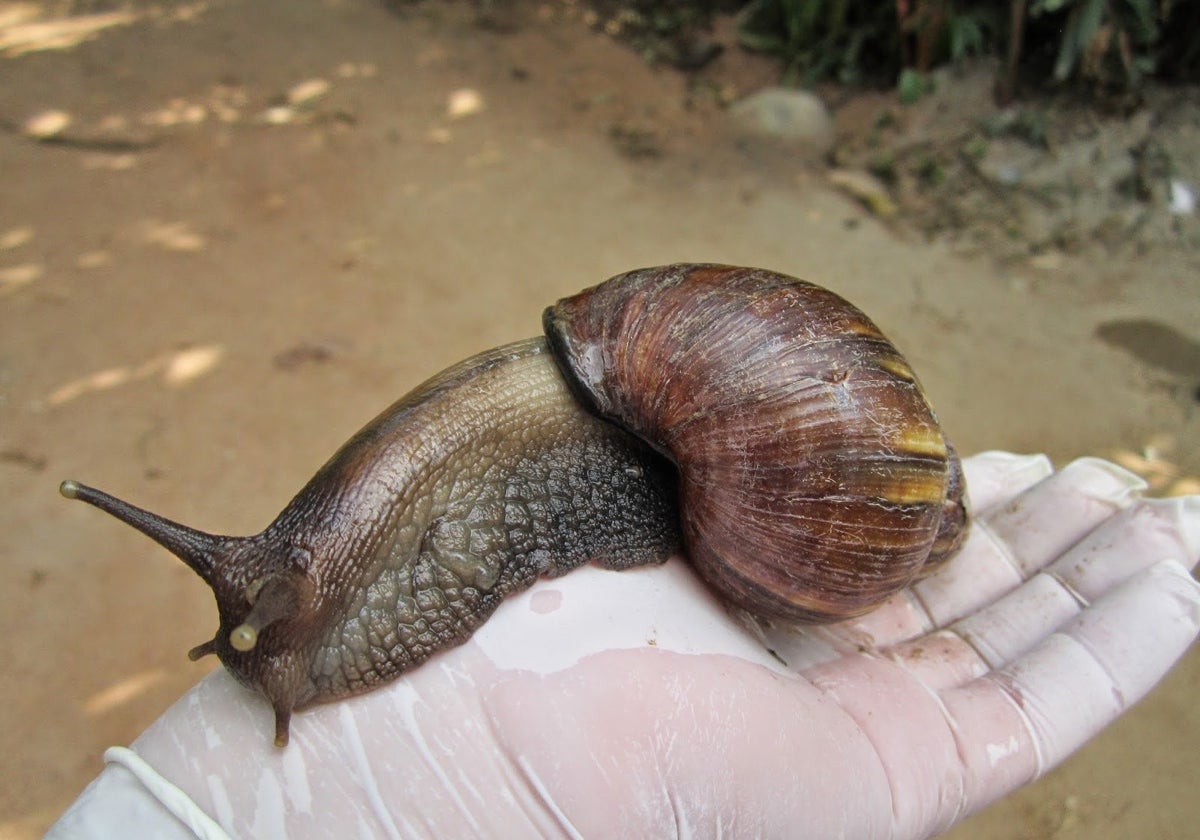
[545,263,966,622]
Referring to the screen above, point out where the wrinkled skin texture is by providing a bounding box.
[52,452,1200,839]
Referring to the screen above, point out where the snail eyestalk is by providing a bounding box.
[228,574,311,653]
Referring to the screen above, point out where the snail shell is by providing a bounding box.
[546,264,966,621]
[59,263,967,744]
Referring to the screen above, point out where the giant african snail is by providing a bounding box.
[60,263,968,746]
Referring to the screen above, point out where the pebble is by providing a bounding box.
[727,87,833,157]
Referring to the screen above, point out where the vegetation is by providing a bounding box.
[585,0,1200,100]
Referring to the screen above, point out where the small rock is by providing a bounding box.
[727,87,833,157]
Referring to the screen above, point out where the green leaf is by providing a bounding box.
[1122,0,1159,41]
[948,15,984,61]
[897,68,928,104]
[1053,0,1105,82]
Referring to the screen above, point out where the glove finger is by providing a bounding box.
[771,457,1147,668]
[887,496,1200,691]
[910,456,1145,628]
[941,560,1200,821]
[960,451,1053,515]
[1046,494,1200,598]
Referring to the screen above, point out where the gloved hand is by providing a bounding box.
[49,452,1200,840]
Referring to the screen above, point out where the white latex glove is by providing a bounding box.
[49,452,1200,840]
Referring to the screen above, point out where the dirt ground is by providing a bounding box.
[1,1,1197,837]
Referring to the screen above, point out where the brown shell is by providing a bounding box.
[544,264,967,622]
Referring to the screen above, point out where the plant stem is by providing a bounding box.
[997,0,1028,104]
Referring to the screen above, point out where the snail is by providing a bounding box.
[60,263,968,746]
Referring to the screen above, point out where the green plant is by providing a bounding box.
[736,0,899,84]
[599,0,1197,97]
[1030,0,1163,89]
[945,9,991,60]
[897,67,932,102]
[735,0,1001,89]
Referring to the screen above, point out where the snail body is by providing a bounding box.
[61,264,967,746]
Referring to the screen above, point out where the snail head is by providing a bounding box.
[59,480,320,744]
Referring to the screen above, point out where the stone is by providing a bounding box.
[727,87,834,157]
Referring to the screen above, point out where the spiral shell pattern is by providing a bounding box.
[544,264,967,622]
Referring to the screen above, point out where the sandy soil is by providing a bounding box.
[1,1,1197,837]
